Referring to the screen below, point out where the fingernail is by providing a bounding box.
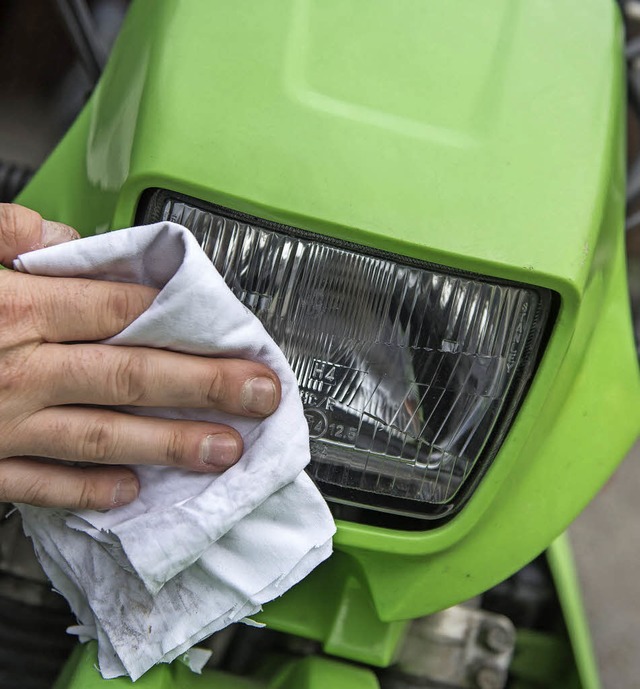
[241,377,277,415]
[200,433,240,466]
[41,219,80,248]
[112,478,139,506]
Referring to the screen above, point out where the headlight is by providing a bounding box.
[139,190,554,522]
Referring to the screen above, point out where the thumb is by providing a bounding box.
[0,203,80,267]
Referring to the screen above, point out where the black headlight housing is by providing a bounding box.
[138,189,555,525]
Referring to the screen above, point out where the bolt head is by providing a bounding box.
[474,665,505,689]
[480,621,515,653]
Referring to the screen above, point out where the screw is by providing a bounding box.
[474,665,505,689]
[480,621,515,654]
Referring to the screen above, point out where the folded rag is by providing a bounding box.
[14,222,336,680]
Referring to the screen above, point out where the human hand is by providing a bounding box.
[0,204,281,510]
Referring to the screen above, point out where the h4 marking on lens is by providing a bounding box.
[312,360,337,383]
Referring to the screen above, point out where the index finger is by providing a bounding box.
[9,272,158,343]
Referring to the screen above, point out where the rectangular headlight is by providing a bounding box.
[140,191,554,521]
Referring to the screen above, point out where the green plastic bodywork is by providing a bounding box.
[55,643,380,689]
[53,538,594,689]
[15,0,639,686]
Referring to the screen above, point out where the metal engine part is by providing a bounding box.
[385,604,516,689]
[0,505,76,689]
[0,504,53,603]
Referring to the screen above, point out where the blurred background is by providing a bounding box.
[0,1,638,687]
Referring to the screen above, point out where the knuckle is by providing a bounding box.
[0,204,41,260]
[0,466,14,501]
[19,477,51,507]
[104,287,145,334]
[0,469,51,507]
[0,204,24,247]
[204,366,226,406]
[164,429,186,466]
[0,274,37,329]
[82,421,116,463]
[75,478,99,510]
[0,351,28,397]
[113,351,149,404]
[0,341,39,401]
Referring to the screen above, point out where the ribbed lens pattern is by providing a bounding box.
[164,201,542,509]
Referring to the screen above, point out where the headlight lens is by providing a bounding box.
[140,191,554,521]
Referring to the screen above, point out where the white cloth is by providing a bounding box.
[14,222,336,681]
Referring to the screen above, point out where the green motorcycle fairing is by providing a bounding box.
[17,0,640,686]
